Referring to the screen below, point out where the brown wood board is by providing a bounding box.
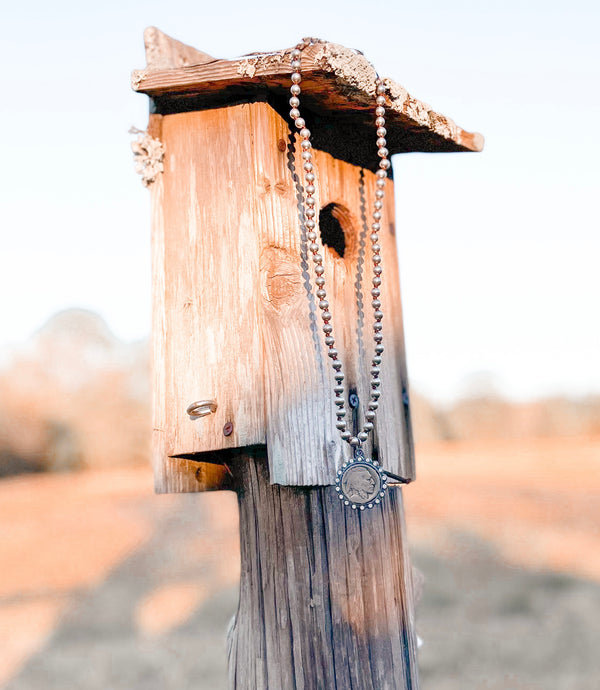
[133,32,483,159]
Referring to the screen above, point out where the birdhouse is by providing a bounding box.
[132,28,483,495]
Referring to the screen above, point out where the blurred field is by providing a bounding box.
[405,435,600,582]
[1,436,598,689]
[1,310,599,687]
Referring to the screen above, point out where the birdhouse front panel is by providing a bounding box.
[150,101,414,492]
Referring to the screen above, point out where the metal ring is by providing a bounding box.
[186,400,217,419]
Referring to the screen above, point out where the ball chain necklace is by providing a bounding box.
[289,39,407,511]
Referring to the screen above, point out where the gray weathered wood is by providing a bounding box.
[143,26,215,70]
[228,450,419,689]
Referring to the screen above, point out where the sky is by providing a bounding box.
[1,0,598,403]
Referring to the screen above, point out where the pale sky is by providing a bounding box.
[1,0,598,403]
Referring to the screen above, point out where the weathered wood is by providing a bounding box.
[228,450,419,689]
[144,26,215,70]
[148,111,169,493]
[150,102,414,492]
[150,106,263,492]
[148,111,231,493]
[132,33,483,160]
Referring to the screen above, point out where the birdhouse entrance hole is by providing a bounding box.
[319,203,353,259]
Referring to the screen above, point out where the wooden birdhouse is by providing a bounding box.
[132,28,483,495]
[132,29,483,688]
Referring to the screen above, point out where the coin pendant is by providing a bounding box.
[335,454,388,510]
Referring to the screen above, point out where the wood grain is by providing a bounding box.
[228,451,419,689]
[133,32,483,158]
[152,106,265,493]
[150,102,415,491]
[143,26,214,71]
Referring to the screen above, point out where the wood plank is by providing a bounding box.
[158,106,266,484]
[143,26,214,70]
[147,112,170,492]
[132,35,483,156]
[254,105,339,486]
[311,145,415,480]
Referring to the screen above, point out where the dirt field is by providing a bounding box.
[1,436,598,689]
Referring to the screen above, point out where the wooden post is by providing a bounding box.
[228,450,418,690]
[132,28,483,690]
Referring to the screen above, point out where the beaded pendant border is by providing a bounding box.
[335,450,388,510]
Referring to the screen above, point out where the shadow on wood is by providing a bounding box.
[228,450,419,690]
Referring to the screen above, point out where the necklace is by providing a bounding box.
[289,39,404,511]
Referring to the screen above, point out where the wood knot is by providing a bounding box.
[262,248,302,312]
[258,178,288,197]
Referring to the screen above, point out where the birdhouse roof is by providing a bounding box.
[132,28,483,168]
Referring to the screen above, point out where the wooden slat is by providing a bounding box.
[133,34,483,156]
[312,144,415,480]
[143,26,214,70]
[254,105,338,486]
[157,105,266,494]
[148,112,171,492]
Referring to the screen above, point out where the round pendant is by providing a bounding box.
[335,454,387,510]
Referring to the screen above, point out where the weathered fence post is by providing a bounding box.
[132,28,482,689]
[228,449,419,689]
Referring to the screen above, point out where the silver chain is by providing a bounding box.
[289,39,390,450]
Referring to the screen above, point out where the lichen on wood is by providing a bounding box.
[313,42,379,96]
[131,33,484,155]
[130,127,164,187]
